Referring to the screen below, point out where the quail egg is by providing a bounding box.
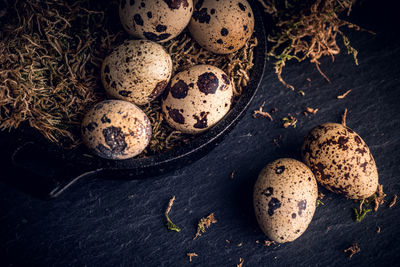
[101,40,172,105]
[161,64,233,134]
[119,0,193,42]
[81,100,152,160]
[253,158,318,243]
[301,123,379,199]
[189,0,254,54]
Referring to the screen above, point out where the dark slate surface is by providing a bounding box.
[1,1,400,266]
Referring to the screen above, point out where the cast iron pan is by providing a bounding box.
[0,1,266,199]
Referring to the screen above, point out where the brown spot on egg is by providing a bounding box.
[193,111,209,129]
[268,198,282,216]
[119,90,132,97]
[197,72,219,95]
[94,104,105,112]
[102,126,127,154]
[163,0,189,9]
[360,162,368,173]
[192,8,210,23]
[104,75,111,85]
[111,81,117,89]
[337,136,349,150]
[238,2,246,11]
[96,144,114,159]
[194,0,204,10]
[85,122,98,132]
[355,147,367,156]
[221,28,229,36]
[143,32,172,41]
[314,162,329,180]
[275,166,285,174]
[133,14,144,26]
[262,187,274,197]
[168,108,185,124]
[354,135,362,144]
[297,200,307,216]
[156,24,167,33]
[170,80,189,99]
[101,114,111,124]
[149,80,168,99]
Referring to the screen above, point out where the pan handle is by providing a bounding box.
[8,142,102,199]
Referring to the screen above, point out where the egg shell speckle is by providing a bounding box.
[253,158,318,243]
[189,0,254,54]
[302,123,379,199]
[101,40,172,105]
[81,100,152,160]
[119,0,193,42]
[161,64,233,134]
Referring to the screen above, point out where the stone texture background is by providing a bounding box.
[1,1,400,266]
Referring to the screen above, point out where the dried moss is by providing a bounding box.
[258,0,367,90]
[0,0,122,148]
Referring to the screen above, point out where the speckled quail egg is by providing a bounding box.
[119,0,193,42]
[301,123,379,199]
[161,64,233,134]
[101,40,172,106]
[81,100,152,160]
[253,158,318,243]
[189,0,254,54]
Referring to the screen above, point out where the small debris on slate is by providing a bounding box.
[283,115,297,128]
[376,226,381,234]
[253,101,273,121]
[344,243,360,259]
[374,184,387,212]
[237,258,244,267]
[187,252,198,262]
[193,213,217,240]
[264,240,276,247]
[165,196,181,232]
[304,107,318,115]
[389,194,397,208]
[354,199,371,222]
[337,89,352,99]
[230,171,235,180]
[342,108,348,127]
